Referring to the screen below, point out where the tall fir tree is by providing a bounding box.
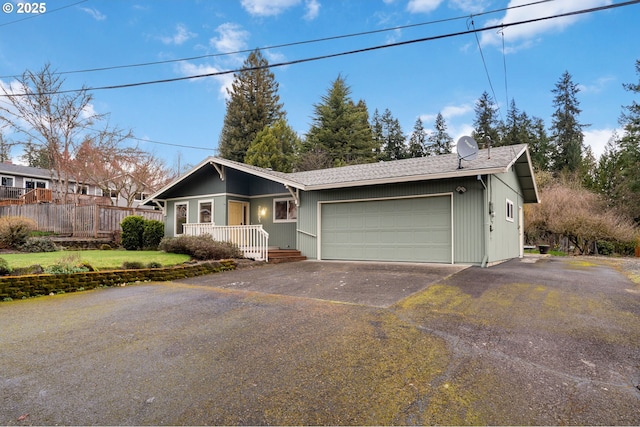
[549,71,588,173]
[218,49,284,163]
[301,75,375,168]
[427,112,453,155]
[471,91,501,148]
[597,59,640,223]
[378,108,407,161]
[529,117,553,171]
[244,119,300,172]
[407,117,427,158]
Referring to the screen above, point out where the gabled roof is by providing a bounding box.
[147,144,539,203]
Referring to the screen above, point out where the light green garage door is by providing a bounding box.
[320,196,452,263]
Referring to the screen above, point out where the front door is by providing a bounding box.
[228,201,249,225]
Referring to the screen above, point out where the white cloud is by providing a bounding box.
[584,127,618,159]
[241,0,301,16]
[421,103,473,123]
[80,7,106,21]
[304,0,320,20]
[578,76,615,94]
[407,0,443,14]
[210,23,250,53]
[160,24,197,46]
[450,0,491,14]
[177,62,234,99]
[480,0,611,51]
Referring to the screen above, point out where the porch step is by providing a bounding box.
[268,249,307,264]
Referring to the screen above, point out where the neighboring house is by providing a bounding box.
[0,162,151,207]
[145,144,539,266]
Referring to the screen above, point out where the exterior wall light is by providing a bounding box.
[456,186,467,194]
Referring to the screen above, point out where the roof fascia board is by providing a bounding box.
[505,145,540,203]
[210,158,305,190]
[304,167,508,191]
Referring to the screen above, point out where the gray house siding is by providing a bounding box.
[297,177,485,264]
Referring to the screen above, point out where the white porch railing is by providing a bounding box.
[182,223,269,262]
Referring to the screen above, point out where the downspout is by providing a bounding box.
[478,175,489,268]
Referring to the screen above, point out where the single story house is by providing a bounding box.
[145,143,539,266]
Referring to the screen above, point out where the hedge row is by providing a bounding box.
[0,260,236,301]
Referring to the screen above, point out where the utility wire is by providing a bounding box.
[2,0,639,98]
[468,17,503,121]
[0,0,556,79]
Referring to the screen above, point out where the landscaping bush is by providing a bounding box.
[0,216,37,249]
[143,220,165,250]
[100,243,113,250]
[19,237,58,253]
[159,235,243,260]
[122,261,146,270]
[0,257,12,276]
[121,216,145,250]
[11,264,44,275]
[44,254,91,275]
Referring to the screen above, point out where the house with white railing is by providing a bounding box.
[144,145,539,266]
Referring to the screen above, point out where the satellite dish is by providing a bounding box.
[456,136,478,169]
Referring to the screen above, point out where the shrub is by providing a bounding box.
[100,243,113,250]
[122,261,146,270]
[159,235,243,260]
[143,220,165,250]
[11,264,44,276]
[147,261,162,269]
[121,216,145,250]
[44,254,90,275]
[0,216,37,249]
[19,237,58,253]
[0,257,12,276]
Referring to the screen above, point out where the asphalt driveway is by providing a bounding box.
[1,256,639,425]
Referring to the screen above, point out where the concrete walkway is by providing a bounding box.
[1,256,639,425]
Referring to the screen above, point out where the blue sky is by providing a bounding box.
[1,0,639,171]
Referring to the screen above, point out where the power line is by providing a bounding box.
[468,17,503,121]
[2,0,639,98]
[0,0,556,79]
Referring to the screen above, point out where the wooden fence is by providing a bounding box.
[0,204,163,238]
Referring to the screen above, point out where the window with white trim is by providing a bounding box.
[25,179,47,190]
[1,176,14,187]
[175,202,188,235]
[506,199,514,222]
[273,198,297,222]
[198,200,214,223]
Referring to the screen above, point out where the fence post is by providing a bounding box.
[94,204,99,238]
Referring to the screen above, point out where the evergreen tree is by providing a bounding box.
[371,109,384,160]
[549,71,588,173]
[218,49,284,162]
[245,119,300,172]
[529,117,553,171]
[407,117,426,158]
[0,133,14,163]
[428,112,453,155]
[302,75,375,168]
[603,59,640,222]
[379,108,407,161]
[471,91,501,148]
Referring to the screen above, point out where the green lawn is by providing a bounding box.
[1,250,191,270]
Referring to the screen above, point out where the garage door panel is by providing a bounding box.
[321,197,452,263]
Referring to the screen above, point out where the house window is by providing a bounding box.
[25,180,47,190]
[506,199,514,222]
[175,203,188,235]
[76,185,88,195]
[273,198,297,222]
[1,176,14,187]
[199,200,213,223]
